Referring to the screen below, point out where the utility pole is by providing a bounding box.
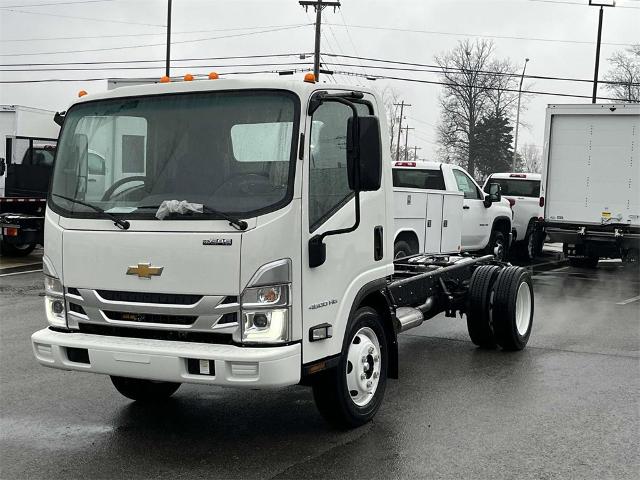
[401,126,414,162]
[512,57,529,171]
[413,146,422,161]
[589,1,616,103]
[299,0,341,81]
[165,0,172,77]
[393,101,411,162]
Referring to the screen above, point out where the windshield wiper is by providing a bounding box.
[52,193,130,230]
[138,203,248,231]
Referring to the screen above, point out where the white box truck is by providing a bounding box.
[541,104,639,267]
[0,105,59,255]
[31,77,535,428]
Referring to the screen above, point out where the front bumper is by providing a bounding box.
[31,328,301,388]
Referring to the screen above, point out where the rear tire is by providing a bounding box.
[517,228,537,262]
[394,240,413,260]
[492,266,534,351]
[110,376,181,402]
[311,307,388,429]
[0,240,36,257]
[466,265,501,348]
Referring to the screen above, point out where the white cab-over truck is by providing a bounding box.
[541,104,639,267]
[32,77,535,428]
[393,160,513,260]
[483,172,543,261]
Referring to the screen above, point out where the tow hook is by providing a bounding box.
[614,229,623,238]
[577,226,586,236]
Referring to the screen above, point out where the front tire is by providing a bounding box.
[311,307,388,429]
[492,266,534,351]
[110,376,181,402]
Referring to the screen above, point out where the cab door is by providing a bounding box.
[301,92,389,364]
[453,168,491,250]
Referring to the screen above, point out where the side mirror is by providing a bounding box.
[484,183,501,207]
[347,116,382,192]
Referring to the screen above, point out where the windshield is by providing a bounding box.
[49,90,299,219]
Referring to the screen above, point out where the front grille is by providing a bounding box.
[217,313,238,325]
[79,323,234,344]
[97,290,203,305]
[68,303,86,315]
[104,310,197,325]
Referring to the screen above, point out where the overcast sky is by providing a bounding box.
[1,0,638,163]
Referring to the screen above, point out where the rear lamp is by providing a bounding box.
[3,227,18,237]
[507,198,516,208]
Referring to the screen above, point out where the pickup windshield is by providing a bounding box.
[49,90,299,219]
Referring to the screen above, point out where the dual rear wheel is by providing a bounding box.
[467,265,534,350]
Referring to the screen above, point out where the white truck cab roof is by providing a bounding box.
[487,172,541,181]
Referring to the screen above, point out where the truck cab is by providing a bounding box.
[393,160,512,260]
[31,77,535,428]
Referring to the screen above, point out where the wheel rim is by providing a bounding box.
[345,326,381,407]
[527,235,535,258]
[515,282,532,336]
[493,238,505,260]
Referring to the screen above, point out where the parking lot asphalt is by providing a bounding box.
[1,262,638,479]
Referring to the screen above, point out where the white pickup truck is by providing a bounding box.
[483,172,543,261]
[393,161,513,261]
[31,77,534,428]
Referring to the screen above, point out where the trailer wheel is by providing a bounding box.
[0,240,36,257]
[492,266,534,351]
[311,306,388,429]
[466,265,501,348]
[110,376,181,402]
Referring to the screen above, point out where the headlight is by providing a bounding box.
[241,284,291,344]
[44,274,66,328]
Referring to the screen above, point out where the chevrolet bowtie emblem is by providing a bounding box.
[126,263,164,279]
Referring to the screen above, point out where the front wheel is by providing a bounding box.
[110,376,181,402]
[311,307,388,429]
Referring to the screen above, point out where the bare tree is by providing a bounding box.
[518,143,542,173]
[379,86,401,156]
[435,39,503,177]
[603,44,640,103]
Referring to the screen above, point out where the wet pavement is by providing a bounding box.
[1,261,638,479]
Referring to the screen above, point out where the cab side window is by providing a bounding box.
[308,100,369,231]
[453,169,482,200]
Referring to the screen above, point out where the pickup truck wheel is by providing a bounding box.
[491,267,534,351]
[466,265,501,348]
[110,376,181,402]
[0,240,36,257]
[311,307,388,429]
[517,230,537,262]
[394,240,413,259]
[486,230,508,261]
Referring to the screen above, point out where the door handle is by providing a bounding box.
[443,220,448,227]
[463,205,470,210]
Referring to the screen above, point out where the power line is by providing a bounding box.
[321,54,640,86]
[0,52,312,67]
[0,24,309,43]
[0,61,313,73]
[0,0,112,7]
[323,22,638,46]
[527,0,640,9]
[0,7,165,27]
[0,24,312,57]
[332,69,638,102]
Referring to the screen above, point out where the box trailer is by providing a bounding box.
[541,103,639,267]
